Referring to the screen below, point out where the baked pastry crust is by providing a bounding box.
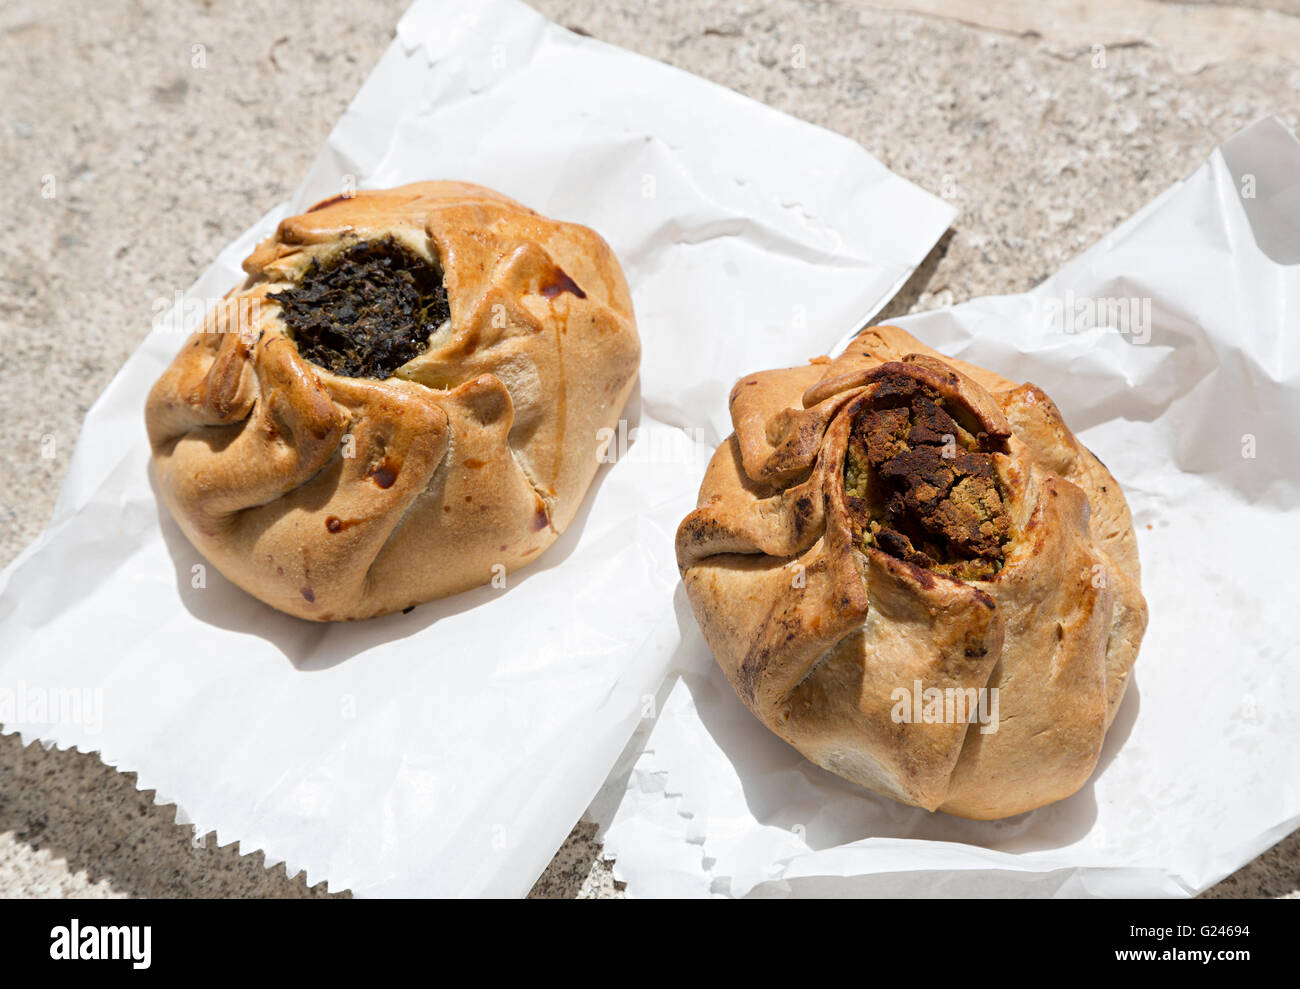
[147,182,639,621]
[677,325,1147,819]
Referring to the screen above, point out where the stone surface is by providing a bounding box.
[0,0,1296,898]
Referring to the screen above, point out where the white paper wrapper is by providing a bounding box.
[0,0,953,896]
[598,116,1300,898]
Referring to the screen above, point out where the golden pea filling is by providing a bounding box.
[271,237,450,379]
[843,374,1010,580]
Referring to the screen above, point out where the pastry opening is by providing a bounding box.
[843,372,1011,580]
[270,236,450,379]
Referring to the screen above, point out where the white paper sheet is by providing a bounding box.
[597,116,1300,898]
[0,0,953,896]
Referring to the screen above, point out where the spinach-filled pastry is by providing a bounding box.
[677,325,1147,819]
[147,182,639,621]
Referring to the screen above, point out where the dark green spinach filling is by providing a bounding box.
[271,237,449,379]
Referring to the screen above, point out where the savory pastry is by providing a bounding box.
[677,325,1147,819]
[147,182,639,621]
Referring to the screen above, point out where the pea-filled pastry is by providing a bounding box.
[677,325,1147,819]
[147,182,639,621]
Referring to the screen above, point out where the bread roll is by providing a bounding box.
[677,325,1146,819]
[147,182,639,621]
